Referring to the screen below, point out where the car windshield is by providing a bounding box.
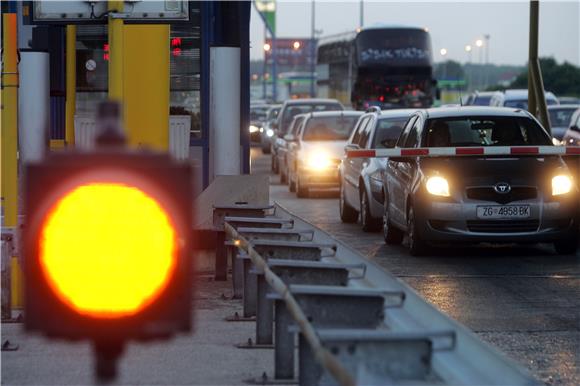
[281,103,343,133]
[549,108,578,127]
[423,116,552,147]
[302,115,359,141]
[373,118,408,148]
[473,96,491,106]
[250,107,269,121]
[504,98,558,109]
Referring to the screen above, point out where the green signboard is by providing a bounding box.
[255,0,276,35]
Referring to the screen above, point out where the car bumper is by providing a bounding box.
[413,195,579,243]
[298,167,340,189]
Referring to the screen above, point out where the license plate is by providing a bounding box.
[476,205,530,219]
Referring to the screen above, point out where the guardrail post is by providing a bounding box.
[256,273,274,345]
[242,256,257,317]
[215,231,227,281]
[274,300,294,379]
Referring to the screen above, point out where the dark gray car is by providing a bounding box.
[339,108,415,231]
[382,107,579,256]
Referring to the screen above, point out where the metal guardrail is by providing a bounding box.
[213,203,539,386]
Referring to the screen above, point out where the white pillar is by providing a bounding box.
[18,50,50,163]
[210,47,241,179]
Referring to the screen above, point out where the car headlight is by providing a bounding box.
[552,138,562,146]
[426,176,450,197]
[552,175,573,196]
[306,152,332,170]
[249,125,259,133]
[266,129,274,137]
[259,127,264,133]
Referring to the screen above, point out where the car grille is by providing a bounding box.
[466,220,540,233]
[466,187,537,204]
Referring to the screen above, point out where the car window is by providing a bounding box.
[396,116,417,147]
[351,116,370,145]
[403,118,422,148]
[423,116,552,147]
[473,96,491,106]
[302,115,360,141]
[289,116,305,136]
[549,108,577,127]
[372,118,408,148]
[357,117,374,148]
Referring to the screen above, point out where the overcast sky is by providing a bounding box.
[250,0,580,66]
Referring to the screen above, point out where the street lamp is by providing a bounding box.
[475,39,484,88]
[465,45,473,90]
[440,48,448,81]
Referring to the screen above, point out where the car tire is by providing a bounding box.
[553,238,578,255]
[339,183,358,223]
[289,172,296,192]
[271,153,278,174]
[383,196,404,244]
[360,190,381,232]
[407,205,427,256]
[280,165,288,184]
[296,173,309,198]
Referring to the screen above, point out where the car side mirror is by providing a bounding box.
[571,125,580,132]
[345,143,360,151]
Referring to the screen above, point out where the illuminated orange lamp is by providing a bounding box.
[39,183,177,319]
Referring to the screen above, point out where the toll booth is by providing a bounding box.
[18,1,251,194]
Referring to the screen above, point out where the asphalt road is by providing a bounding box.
[251,147,580,386]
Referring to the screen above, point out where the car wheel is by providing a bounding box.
[280,164,288,184]
[296,173,309,198]
[553,238,578,255]
[383,196,404,244]
[360,190,381,232]
[339,183,358,223]
[289,171,296,192]
[271,153,278,173]
[407,205,427,256]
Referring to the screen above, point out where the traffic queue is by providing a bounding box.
[250,93,579,256]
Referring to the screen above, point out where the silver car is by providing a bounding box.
[383,107,579,256]
[339,108,415,231]
[286,111,362,198]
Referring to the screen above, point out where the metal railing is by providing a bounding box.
[212,203,539,385]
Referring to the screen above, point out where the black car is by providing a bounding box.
[382,107,578,256]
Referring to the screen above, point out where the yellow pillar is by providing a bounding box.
[1,12,23,314]
[65,25,76,147]
[108,1,124,101]
[123,25,170,150]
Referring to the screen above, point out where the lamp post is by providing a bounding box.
[465,45,472,90]
[475,38,484,88]
[440,48,448,81]
[310,0,316,97]
[263,34,270,99]
[484,34,490,88]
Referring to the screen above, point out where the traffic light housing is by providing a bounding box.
[23,149,193,343]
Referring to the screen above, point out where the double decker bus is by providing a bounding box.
[317,25,435,110]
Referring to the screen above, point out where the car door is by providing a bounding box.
[353,116,376,210]
[287,118,305,180]
[387,116,418,226]
[343,116,370,207]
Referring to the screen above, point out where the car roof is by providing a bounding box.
[283,98,343,106]
[547,104,580,110]
[373,109,417,118]
[496,89,557,100]
[304,111,363,118]
[418,106,533,119]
